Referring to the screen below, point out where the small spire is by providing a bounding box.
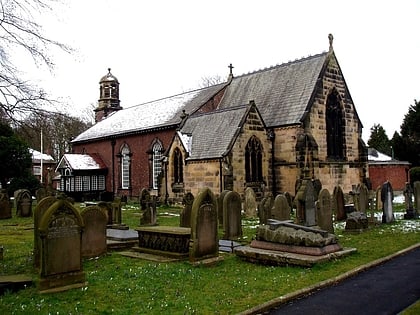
[228,63,234,80]
[328,33,334,52]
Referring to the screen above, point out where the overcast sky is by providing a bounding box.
[22,0,420,142]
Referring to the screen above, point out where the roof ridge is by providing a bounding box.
[124,82,227,110]
[234,51,328,79]
[190,104,248,118]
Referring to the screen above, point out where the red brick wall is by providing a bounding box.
[72,128,176,198]
[368,164,410,191]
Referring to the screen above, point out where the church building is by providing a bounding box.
[62,35,368,202]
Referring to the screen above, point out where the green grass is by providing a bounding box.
[0,201,419,314]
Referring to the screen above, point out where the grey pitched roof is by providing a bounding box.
[218,52,328,127]
[72,83,226,143]
[179,105,250,160]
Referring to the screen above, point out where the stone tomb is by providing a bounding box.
[0,189,12,220]
[222,191,242,240]
[235,219,356,267]
[189,188,222,264]
[81,205,108,258]
[38,198,86,293]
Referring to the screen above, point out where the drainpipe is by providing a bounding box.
[269,129,276,195]
[219,159,223,193]
[111,139,116,196]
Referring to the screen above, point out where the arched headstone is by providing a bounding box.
[81,205,108,258]
[180,192,194,228]
[223,191,242,240]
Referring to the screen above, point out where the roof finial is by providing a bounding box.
[108,68,111,74]
[328,33,334,52]
[228,63,234,81]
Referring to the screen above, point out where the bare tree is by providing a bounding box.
[0,0,71,123]
[199,75,224,88]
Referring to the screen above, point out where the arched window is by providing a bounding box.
[152,140,163,189]
[173,148,183,184]
[326,89,345,159]
[245,136,263,182]
[121,145,131,189]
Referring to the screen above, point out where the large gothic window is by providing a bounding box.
[326,89,345,159]
[121,145,131,189]
[173,148,183,184]
[245,136,263,182]
[152,140,163,189]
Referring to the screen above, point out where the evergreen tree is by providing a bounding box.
[367,124,391,156]
[0,122,33,189]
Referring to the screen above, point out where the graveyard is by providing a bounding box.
[0,186,419,314]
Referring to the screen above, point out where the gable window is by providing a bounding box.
[121,145,131,189]
[173,148,183,184]
[326,89,345,159]
[245,136,263,182]
[152,140,163,189]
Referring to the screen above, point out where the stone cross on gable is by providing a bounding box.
[228,63,234,80]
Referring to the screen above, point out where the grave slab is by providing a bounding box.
[0,275,33,295]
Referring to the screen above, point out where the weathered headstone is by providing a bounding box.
[375,186,383,212]
[258,193,273,224]
[317,189,334,233]
[111,197,122,224]
[244,187,257,218]
[223,191,242,240]
[35,187,48,204]
[16,189,32,217]
[189,188,219,262]
[180,192,194,228]
[81,205,108,258]
[271,194,291,221]
[34,196,58,268]
[403,182,416,219]
[413,181,420,218]
[38,197,86,292]
[97,201,113,225]
[0,189,12,219]
[296,179,316,226]
[356,183,369,214]
[381,181,395,223]
[332,186,346,221]
[140,195,157,226]
[217,190,231,226]
[139,188,151,211]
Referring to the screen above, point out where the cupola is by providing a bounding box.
[95,68,122,122]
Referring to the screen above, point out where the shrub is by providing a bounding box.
[409,167,420,184]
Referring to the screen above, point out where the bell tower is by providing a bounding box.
[95,68,122,122]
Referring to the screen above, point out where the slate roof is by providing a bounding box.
[56,153,107,171]
[218,52,329,127]
[178,105,251,160]
[72,83,226,143]
[30,149,55,163]
[73,51,331,143]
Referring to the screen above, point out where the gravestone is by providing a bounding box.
[139,188,151,211]
[356,183,369,214]
[81,205,108,258]
[35,187,48,204]
[271,194,291,221]
[97,201,113,225]
[317,189,334,233]
[332,186,346,221]
[244,187,257,218]
[38,197,86,292]
[403,182,416,219]
[140,195,157,226]
[111,197,122,224]
[189,188,219,262]
[34,196,58,268]
[16,189,32,217]
[217,190,231,226]
[381,181,395,223]
[258,193,273,224]
[0,189,12,219]
[375,186,383,212]
[296,179,316,226]
[413,181,420,218]
[180,192,194,228]
[223,191,242,240]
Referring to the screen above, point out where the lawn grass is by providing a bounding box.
[0,201,419,314]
